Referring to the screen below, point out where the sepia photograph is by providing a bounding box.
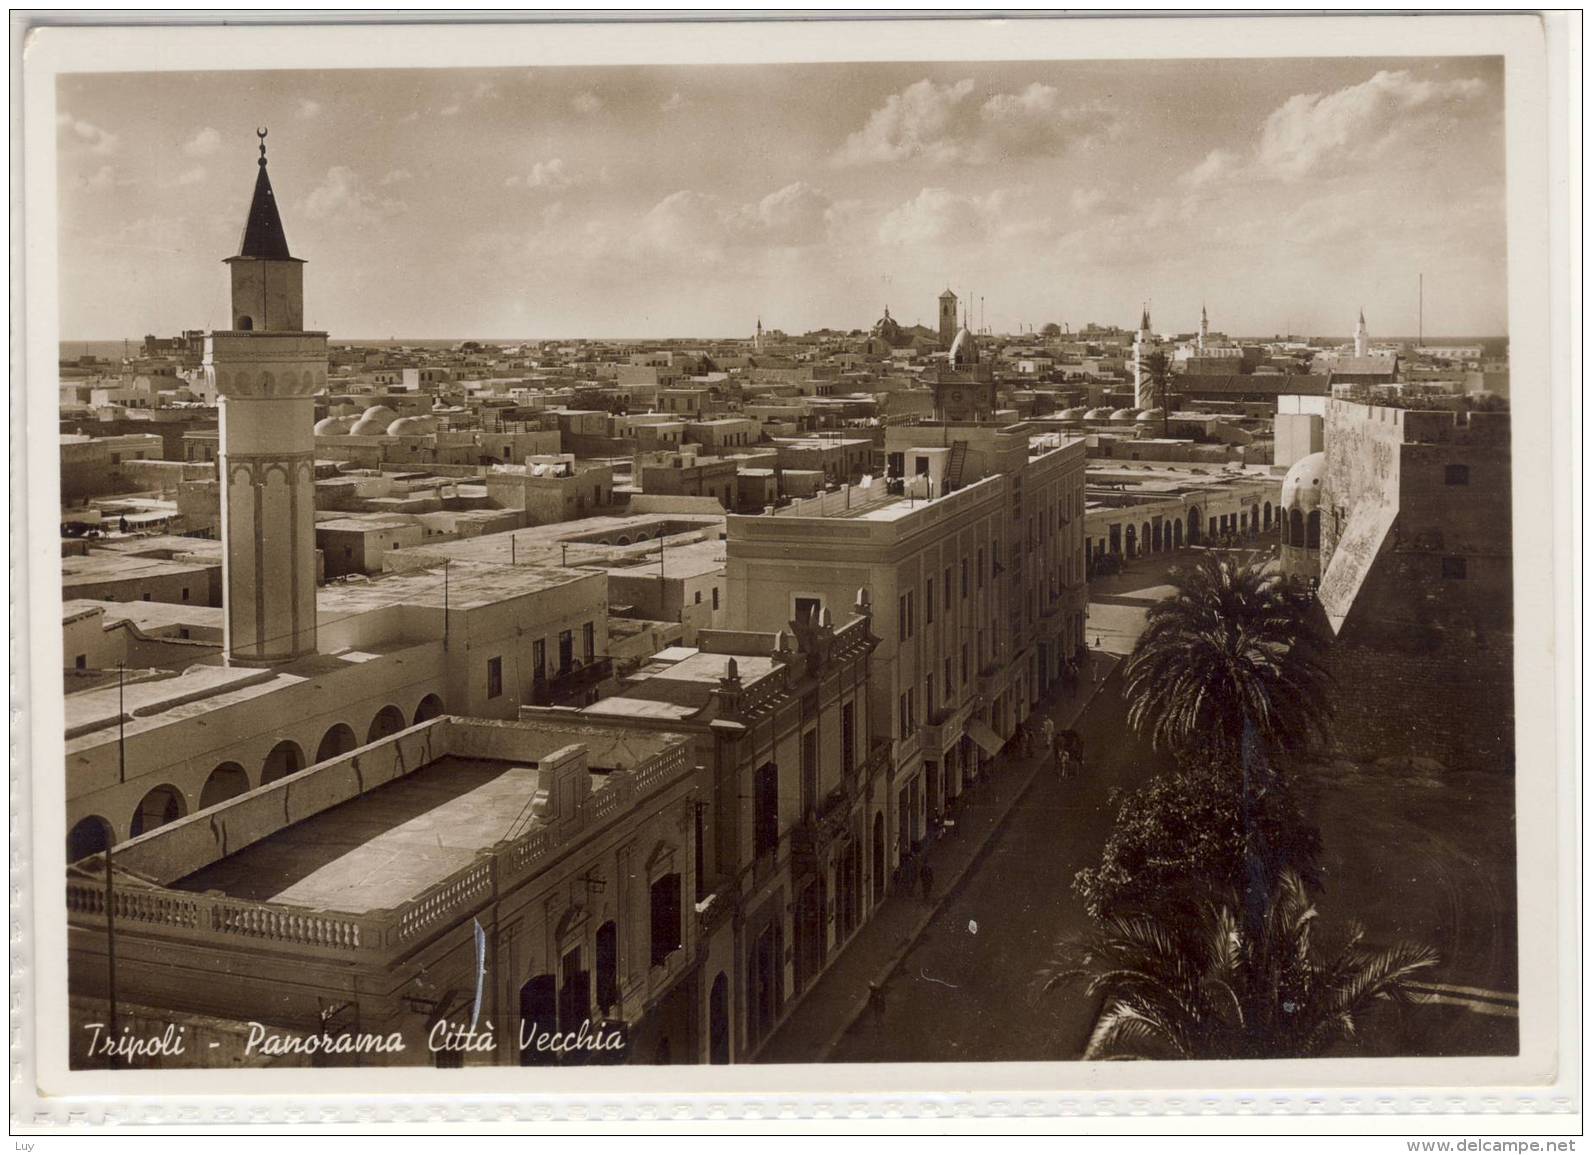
[12,10,1578,1134]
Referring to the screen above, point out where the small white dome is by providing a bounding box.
[1058,407,1091,420]
[1281,451,1327,512]
[1109,407,1138,421]
[949,326,979,368]
[1136,407,1164,421]
[313,416,352,435]
[387,415,435,436]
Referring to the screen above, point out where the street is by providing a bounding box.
[828,669,1170,1062]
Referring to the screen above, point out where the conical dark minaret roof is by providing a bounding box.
[236,130,295,261]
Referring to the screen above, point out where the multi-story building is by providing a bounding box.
[68,715,701,1067]
[723,347,1088,893]
[526,610,879,1062]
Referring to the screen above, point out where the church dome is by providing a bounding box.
[313,416,352,435]
[949,326,979,368]
[1281,451,1327,512]
[869,308,904,344]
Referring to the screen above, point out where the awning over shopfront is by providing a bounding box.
[967,718,1004,757]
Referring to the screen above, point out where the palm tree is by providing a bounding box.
[1039,872,1438,1060]
[1122,552,1330,766]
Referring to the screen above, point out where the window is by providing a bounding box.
[925,673,935,717]
[649,873,682,967]
[906,591,915,637]
[694,590,703,605]
[943,567,952,610]
[977,547,985,589]
[925,579,935,625]
[532,639,546,681]
[1442,556,1468,580]
[841,701,855,774]
[1445,463,1471,486]
[595,921,619,1012]
[801,729,818,817]
[961,558,969,597]
[181,587,189,602]
[898,693,910,739]
[944,656,954,695]
[558,629,574,672]
[794,596,820,627]
[753,762,779,857]
[74,654,86,670]
[712,586,720,611]
[962,642,970,683]
[898,595,909,641]
[582,621,595,662]
[487,656,503,699]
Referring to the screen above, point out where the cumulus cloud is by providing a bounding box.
[876,187,1020,246]
[1255,69,1487,180]
[835,78,1117,166]
[1179,148,1239,189]
[660,92,688,113]
[642,181,838,260]
[296,99,323,120]
[57,113,119,155]
[181,127,221,158]
[571,91,604,115]
[506,158,576,191]
[298,166,408,225]
[71,165,135,192]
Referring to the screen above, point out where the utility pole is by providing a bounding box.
[442,561,450,650]
[1418,273,1424,348]
[117,663,125,783]
[104,827,118,1070]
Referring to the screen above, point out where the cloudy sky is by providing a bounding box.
[56,58,1505,340]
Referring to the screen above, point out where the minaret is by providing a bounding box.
[203,130,326,665]
[1353,308,1369,358]
[938,288,958,350]
[754,316,763,352]
[1133,304,1156,410]
[1199,303,1209,351]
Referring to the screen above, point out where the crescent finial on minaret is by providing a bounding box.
[257,127,269,166]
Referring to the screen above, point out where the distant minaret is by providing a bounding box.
[754,316,763,352]
[1133,304,1156,410]
[938,288,959,350]
[1199,303,1209,351]
[1354,307,1369,358]
[204,129,327,665]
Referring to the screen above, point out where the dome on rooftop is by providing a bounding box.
[1281,451,1326,512]
[1109,407,1138,421]
[949,326,979,368]
[313,416,352,435]
[1083,407,1114,420]
[1058,407,1090,420]
[1136,407,1164,422]
[387,415,435,436]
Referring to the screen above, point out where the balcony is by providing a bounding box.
[531,657,614,708]
[791,782,855,875]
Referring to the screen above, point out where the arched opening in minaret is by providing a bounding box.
[236,315,253,331]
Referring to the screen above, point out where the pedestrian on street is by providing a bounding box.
[1041,717,1056,761]
[867,980,887,1021]
[919,861,935,903]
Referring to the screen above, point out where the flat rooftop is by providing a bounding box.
[315,559,598,615]
[171,755,562,912]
